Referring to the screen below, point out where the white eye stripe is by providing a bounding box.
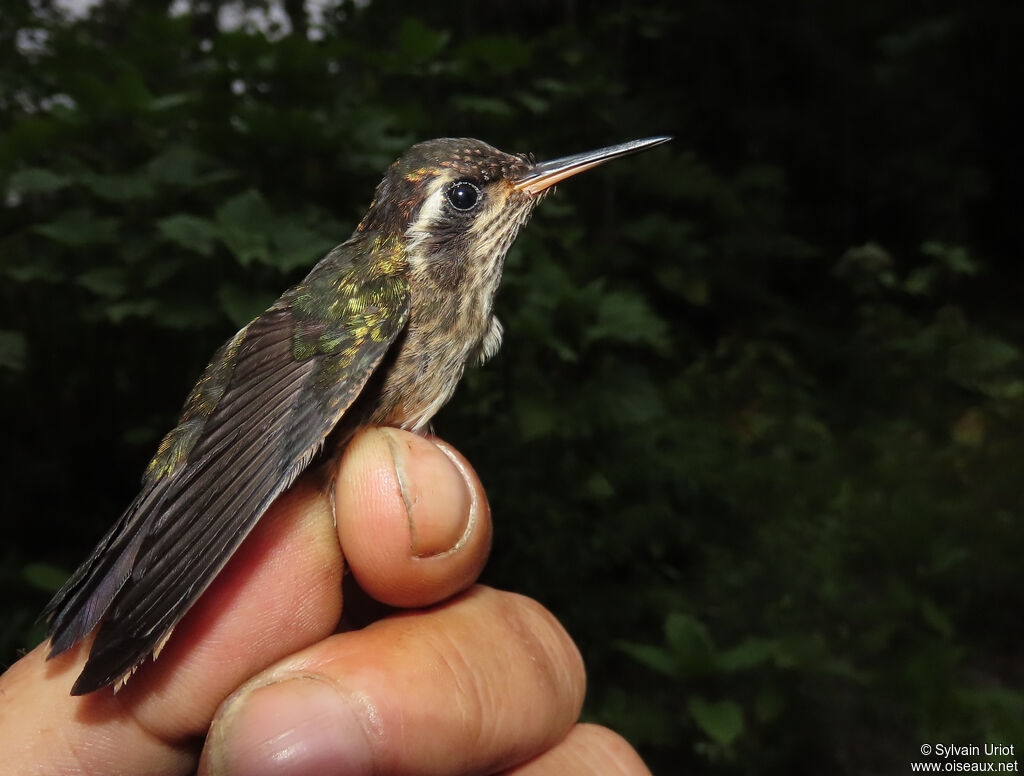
[404,178,449,252]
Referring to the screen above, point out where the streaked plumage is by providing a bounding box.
[42,135,670,695]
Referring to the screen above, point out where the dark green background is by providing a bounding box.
[2,1,1022,772]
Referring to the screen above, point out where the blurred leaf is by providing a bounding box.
[455,35,532,74]
[77,266,127,298]
[516,91,549,113]
[584,290,670,353]
[904,265,937,296]
[687,696,744,746]
[8,167,69,195]
[514,397,558,441]
[583,472,615,499]
[151,299,219,330]
[716,637,778,672]
[922,241,979,275]
[34,210,119,246]
[215,189,273,266]
[947,335,1020,397]
[664,613,716,676]
[157,214,221,256]
[146,145,234,187]
[0,330,27,371]
[450,95,515,117]
[951,408,985,447]
[148,92,195,111]
[4,255,65,283]
[104,298,158,323]
[920,599,954,639]
[616,641,679,677]
[77,170,156,202]
[398,18,449,60]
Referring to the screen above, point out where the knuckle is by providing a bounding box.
[493,592,587,714]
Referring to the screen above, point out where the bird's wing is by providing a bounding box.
[43,250,409,694]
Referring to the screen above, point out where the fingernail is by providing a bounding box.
[204,676,373,776]
[377,428,474,558]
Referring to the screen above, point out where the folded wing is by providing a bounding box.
[43,252,409,694]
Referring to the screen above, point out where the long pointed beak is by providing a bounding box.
[512,136,672,196]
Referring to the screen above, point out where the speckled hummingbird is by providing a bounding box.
[42,135,671,695]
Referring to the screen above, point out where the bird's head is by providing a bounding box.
[356,135,671,297]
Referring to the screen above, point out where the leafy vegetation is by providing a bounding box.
[2,1,1021,772]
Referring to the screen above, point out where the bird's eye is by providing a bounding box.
[446,181,481,212]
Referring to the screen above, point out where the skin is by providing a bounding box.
[0,427,651,776]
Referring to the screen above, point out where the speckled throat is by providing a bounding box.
[370,141,541,431]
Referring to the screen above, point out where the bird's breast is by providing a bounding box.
[370,291,495,433]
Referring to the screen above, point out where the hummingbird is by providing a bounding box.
[42,135,672,695]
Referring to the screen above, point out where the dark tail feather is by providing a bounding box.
[42,510,147,657]
[69,631,153,695]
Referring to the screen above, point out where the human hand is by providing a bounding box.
[0,428,649,775]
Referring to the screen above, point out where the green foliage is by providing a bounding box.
[2,1,1021,773]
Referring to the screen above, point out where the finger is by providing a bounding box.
[197,587,586,776]
[501,724,652,775]
[2,474,342,775]
[2,429,490,776]
[335,427,491,608]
